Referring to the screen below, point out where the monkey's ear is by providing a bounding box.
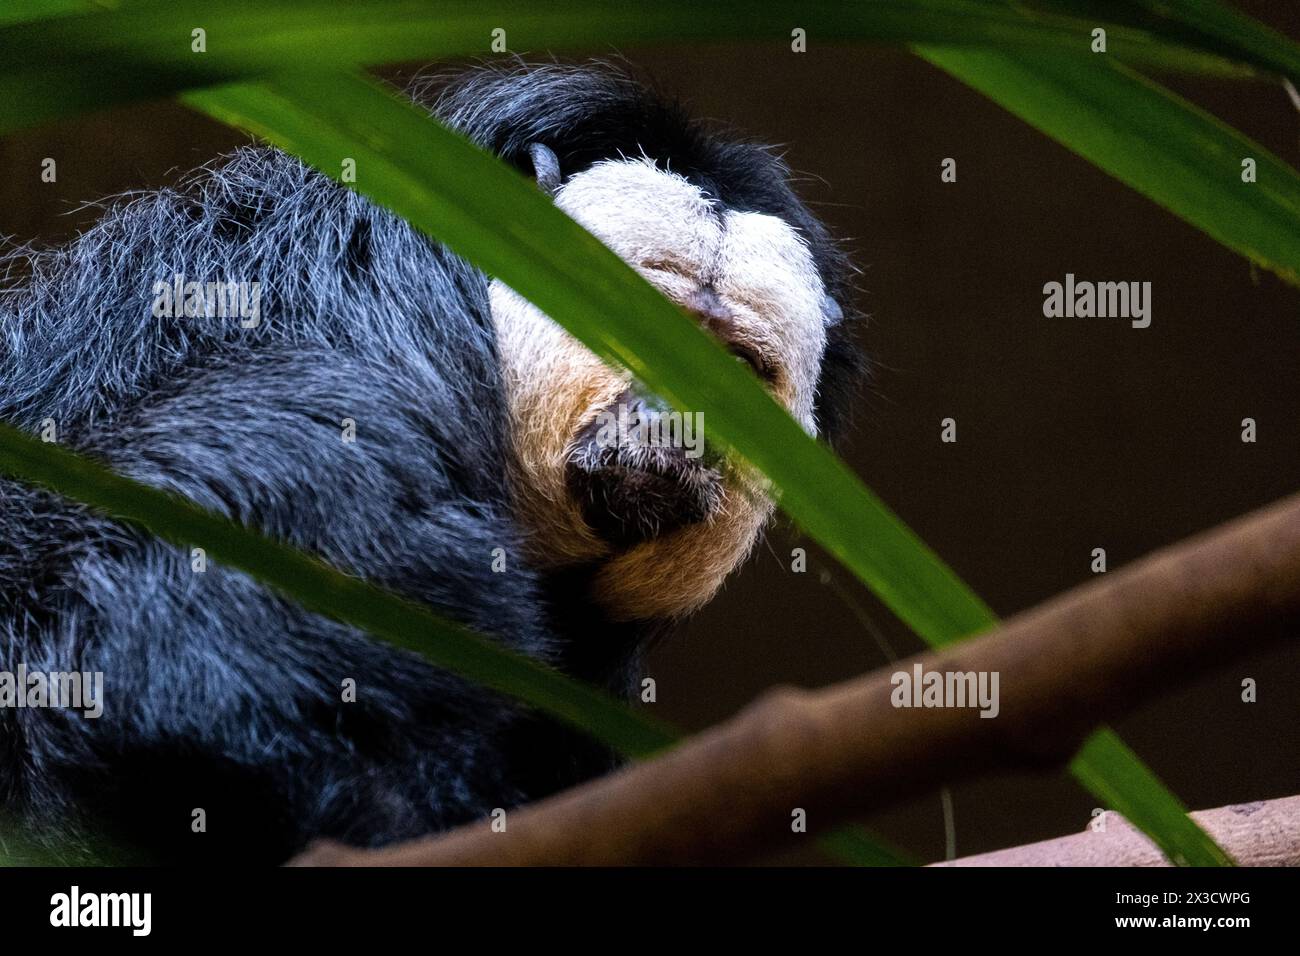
[527,142,563,197]
[821,294,845,328]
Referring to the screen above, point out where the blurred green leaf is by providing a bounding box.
[0,422,908,866]
[1143,0,1300,78]
[916,45,1300,284]
[0,0,1260,133]
[1026,0,1300,79]
[1072,731,1233,866]
[0,421,678,760]
[0,0,91,27]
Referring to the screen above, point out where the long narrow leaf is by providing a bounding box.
[1072,731,1232,866]
[0,426,908,866]
[1089,0,1300,79]
[915,45,1300,284]
[0,0,1257,134]
[0,0,87,27]
[0,422,676,759]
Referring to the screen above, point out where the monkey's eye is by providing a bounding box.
[728,343,774,383]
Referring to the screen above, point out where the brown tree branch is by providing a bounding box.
[932,796,1300,866]
[293,491,1300,866]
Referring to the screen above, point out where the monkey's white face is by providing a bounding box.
[491,157,832,621]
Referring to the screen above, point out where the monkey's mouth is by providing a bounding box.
[565,394,724,549]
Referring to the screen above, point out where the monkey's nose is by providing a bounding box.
[615,390,674,435]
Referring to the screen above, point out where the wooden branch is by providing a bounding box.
[932,796,1300,866]
[293,491,1300,866]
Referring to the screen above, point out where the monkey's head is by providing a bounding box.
[435,64,864,622]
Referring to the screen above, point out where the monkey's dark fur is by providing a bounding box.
[0,64,862,863]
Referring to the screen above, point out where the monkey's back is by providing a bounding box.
[0,145,573,862]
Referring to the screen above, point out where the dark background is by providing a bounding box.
[1,5,1296,863]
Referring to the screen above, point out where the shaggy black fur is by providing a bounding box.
[0,63,862,863]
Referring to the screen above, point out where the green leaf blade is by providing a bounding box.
[0,0,1258,134]
[1072,729,1234,867]
[0,421,677,760]
[915,45,1300,285]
